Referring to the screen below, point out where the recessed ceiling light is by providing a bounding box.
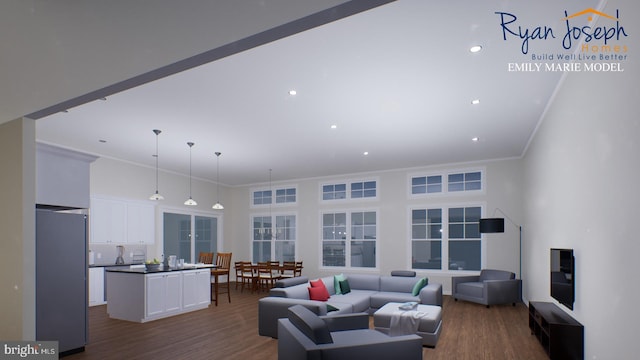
[330,124,337,129]
[472,99,480,105]
[363,151,369,156]
[470,45,482,53]
[472,137,479,142]
[288,90,297,96]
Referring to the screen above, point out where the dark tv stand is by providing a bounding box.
[528,301,583,360]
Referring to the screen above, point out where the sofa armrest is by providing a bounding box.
[258,297,328,338]
[484,279,522,305]
[419,283,443,306]
[319,334,423,360]
[320,312,369,332]
[451,275,480,296]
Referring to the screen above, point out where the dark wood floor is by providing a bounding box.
[67,284,548,360]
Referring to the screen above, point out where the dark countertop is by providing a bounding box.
[90,263,142,268]
[105,264,216,274]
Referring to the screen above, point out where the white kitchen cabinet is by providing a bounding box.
[90,198,126,244]
[88,267,105,306]
[126,202,155,245]
[182,269,211,309]
[144,272,182,319]
[90,197,155,245]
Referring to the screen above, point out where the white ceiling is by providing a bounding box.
[32,0,602,186]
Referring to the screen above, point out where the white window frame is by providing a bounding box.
[319,208,379,270]
[407,202,486,274]
[319,177,379,203]
[159,206,223,262]
[250,184,298,208]
[408,168,485,198]
[250,211,297,262]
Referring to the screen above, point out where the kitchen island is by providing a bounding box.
[105,265,214,323]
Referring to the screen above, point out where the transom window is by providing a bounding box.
[322,180,378,201]
[411,170,482,196]
[252,186,297,206]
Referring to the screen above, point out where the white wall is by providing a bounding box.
[89,157,227,260]
[228,159,523,293]
[522,0,639,357]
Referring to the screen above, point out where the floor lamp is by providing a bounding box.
[479,209,522,280]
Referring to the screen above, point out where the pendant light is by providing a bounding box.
[184,142,197,206]
[149,129,164,200]
[212,152,224,210]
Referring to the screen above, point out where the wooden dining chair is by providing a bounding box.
[294,261,303,277]
[269,260,282,279]
[280,261,296,279]
[210,252,232,306]
[198,252,214,264]
[257,262,277,292]
[240,261,256,293]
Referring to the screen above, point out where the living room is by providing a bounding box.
[1,0,638,359]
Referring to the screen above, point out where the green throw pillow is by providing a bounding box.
[339,279,351,294]
[326,304,339,312]
[334,273,346,295]
[412,277,428,296]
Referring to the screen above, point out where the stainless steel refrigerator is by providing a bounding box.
[36,208,87,356]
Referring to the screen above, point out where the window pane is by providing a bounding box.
[413,185,426,194]
[465,172,481,181]
[364,181,376,189]
[351,182,363,190]
[428,224,442,239]
[335,184,346,192]
[412,210,426,224]
[448,183,464,192]
[427,184,442,193]
[412,176,426,186]
[351,241,375,268]
[449,223,464,238]
[465,181,481,191]
[412,240,442,269]
[323,241,345,266]
[253,241,271,263]
[449,208,464,223]
[275,241,295,262]
[427,209,442,223]
[449,240,481,271]
[448,173,464,182]
[412,224,426,239]
[427,175,442,184]
[465,207,481,222]
[363,211,376,225]
[465,223,480,239]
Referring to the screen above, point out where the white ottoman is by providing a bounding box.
[373,302,442,347]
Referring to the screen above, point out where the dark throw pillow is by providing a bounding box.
[338,279,351,294]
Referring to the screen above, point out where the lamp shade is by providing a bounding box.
[479,218,505,233]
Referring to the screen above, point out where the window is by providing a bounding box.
[253,187,296,206]
[276,188,296,204]
[351,181,376,198]
[253,190,272,205]
[411,208,442,269]
[448,171,482,192]
[322,211,376,268]
[411,205,481,271]
[448,206,481,270]
[411,175,442,194]
[163,212,219,263]
[411,170,482,196]
[323,184,347,200]
[322,180,378,201]
[252,214,296,262]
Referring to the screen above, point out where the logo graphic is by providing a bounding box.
[495,8,628,54]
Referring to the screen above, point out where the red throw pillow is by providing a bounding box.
[308,279,330,301]
[308,286,329,301]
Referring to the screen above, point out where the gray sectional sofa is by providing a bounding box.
[259,273,442,338]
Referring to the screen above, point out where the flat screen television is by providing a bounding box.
[550,248,575,310]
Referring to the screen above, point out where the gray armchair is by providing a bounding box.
[452,269,522,307]
[278,305,422,360]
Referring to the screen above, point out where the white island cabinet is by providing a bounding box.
[106,267,211,323]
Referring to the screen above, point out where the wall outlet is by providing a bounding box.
[97,252,102,259]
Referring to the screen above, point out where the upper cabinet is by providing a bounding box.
[36,143,98,208]
[90,197,155,245]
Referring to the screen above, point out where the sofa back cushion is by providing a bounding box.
[274,276,309,288]
[344,274,380,291]
[479,269,515,281]
[287,305,333,344]
[380,275,423,293]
